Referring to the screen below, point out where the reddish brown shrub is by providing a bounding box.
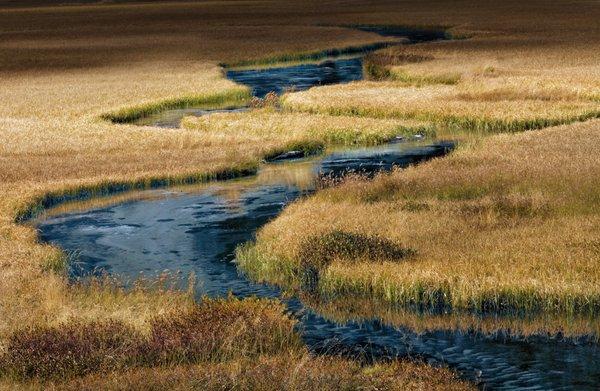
[0,297,301,381]
[0,320,143,380]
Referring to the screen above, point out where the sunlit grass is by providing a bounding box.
[238,119,600,319]
[281,82,600,133]
[182,109,433,158]
[101,87,252,124]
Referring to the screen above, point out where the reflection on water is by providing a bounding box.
[227,57,364,98]
[37,140,600,390]
[135,106,248,129]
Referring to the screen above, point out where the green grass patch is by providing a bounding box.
[389,69,461,85]
[100,87,251,124]
[236,243,301,290]
[220,42,399,69]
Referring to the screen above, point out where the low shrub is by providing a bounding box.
[0,297,300,381]
[298,231,415,293]
[0,320,143,380]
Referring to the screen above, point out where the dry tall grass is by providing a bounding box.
[182,109,431,157]
[283,39,600,132]
[239,119,600,329]
[43,355,472,391]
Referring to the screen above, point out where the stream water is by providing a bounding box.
[135,57,364,128]
[36,33,600,390]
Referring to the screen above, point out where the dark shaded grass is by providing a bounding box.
[0,321,143,381]
[298,231,415,293]
[220,41,399,69]
[347,24,453,43]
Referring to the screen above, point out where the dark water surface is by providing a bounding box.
[36,32,600,390]
[226,57,364,98]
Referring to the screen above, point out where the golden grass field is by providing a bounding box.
[0,0,599,388]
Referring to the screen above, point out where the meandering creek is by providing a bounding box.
[36,33,600,390]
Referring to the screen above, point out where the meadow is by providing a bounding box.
[0,0,598,388]
[237,1,600,336]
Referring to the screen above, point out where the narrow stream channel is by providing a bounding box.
[35,31,600,390]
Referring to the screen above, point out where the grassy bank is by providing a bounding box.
[101,87,251,124]
[181,109,434,158]
[280,24,600,133]
[238,119,600,322]
[281,83,600,134]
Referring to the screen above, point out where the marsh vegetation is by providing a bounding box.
[0,0,599,389]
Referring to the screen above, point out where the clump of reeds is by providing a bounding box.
[250,91,280,108]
